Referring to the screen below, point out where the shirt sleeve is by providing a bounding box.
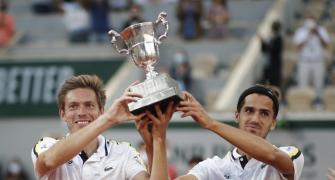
[318,27,331,44]
[124,143,147,179]
[279,146,304,180]
[31,137,57,178]
[293,28,309,46]
[188,157,217,180]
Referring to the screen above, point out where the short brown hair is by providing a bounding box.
[237,84,281,118]
[57,74,106,110]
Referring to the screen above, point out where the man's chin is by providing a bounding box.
[71,124,89,131]
[77,124,89,129]
[245,128,260,136]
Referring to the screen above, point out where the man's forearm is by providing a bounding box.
[145,145,153,174]
[208,120,294,174]
[36,115,113,175]
[208,120,278,162]
[150,137,169,180]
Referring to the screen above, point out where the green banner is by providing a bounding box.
[0,58,125,117]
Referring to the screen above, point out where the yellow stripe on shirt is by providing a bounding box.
[33,138,44,157]
[288,147,301,160]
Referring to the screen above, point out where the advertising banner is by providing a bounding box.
[0,59,124,117]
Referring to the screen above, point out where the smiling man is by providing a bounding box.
[31,74,172,180]
[176,85,304,180]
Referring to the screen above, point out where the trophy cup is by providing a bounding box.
[108,12,183,115]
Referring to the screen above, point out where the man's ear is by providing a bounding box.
[59,109,66,122]
[270,118,277,130]
[234,111,240,123]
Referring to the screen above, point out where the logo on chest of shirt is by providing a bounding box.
[104,166,114,171]
[133,155,145,166]
[224,173,231,179]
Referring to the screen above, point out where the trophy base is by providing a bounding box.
[128,74,183,115]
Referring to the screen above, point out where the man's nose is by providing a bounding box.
[77,106,87,115]
[250,113,260,123]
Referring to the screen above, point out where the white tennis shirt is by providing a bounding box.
[188,146,304,180]
[31,135,147,180]
[293,25,330,62]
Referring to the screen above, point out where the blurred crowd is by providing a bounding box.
[0,0,15,48]
[1,1,335,179]
[258,0,335,112]
[1,157,30,180]
[1,0,334,112]
[26,0,231,44]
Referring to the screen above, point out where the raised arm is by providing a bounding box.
[206,121,294,178]
[314,27,330,48]
[35,90,144,177]
[134,102,176,180]
[135,116,153,173]
[177,92,295,178]
[148,102,175,180]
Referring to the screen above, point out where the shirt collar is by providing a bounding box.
[96,135,109,157]
[231,147,249,169]
[231,147,242,160]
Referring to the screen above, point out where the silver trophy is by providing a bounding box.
[108,12,183,115]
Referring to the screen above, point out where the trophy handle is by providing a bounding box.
[108,30,129,55]
[155,12,168,44]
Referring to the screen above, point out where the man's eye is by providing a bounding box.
[69,105,77,110]
[261,112,269,117]
[88,104,95,109]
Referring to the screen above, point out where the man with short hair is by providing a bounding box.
[31,74,173,180]
[176,85,304,180]
[293,15,330,106]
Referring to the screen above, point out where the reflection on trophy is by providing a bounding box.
[108,12,183,115]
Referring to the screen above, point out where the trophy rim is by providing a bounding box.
[122,22,154,33]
